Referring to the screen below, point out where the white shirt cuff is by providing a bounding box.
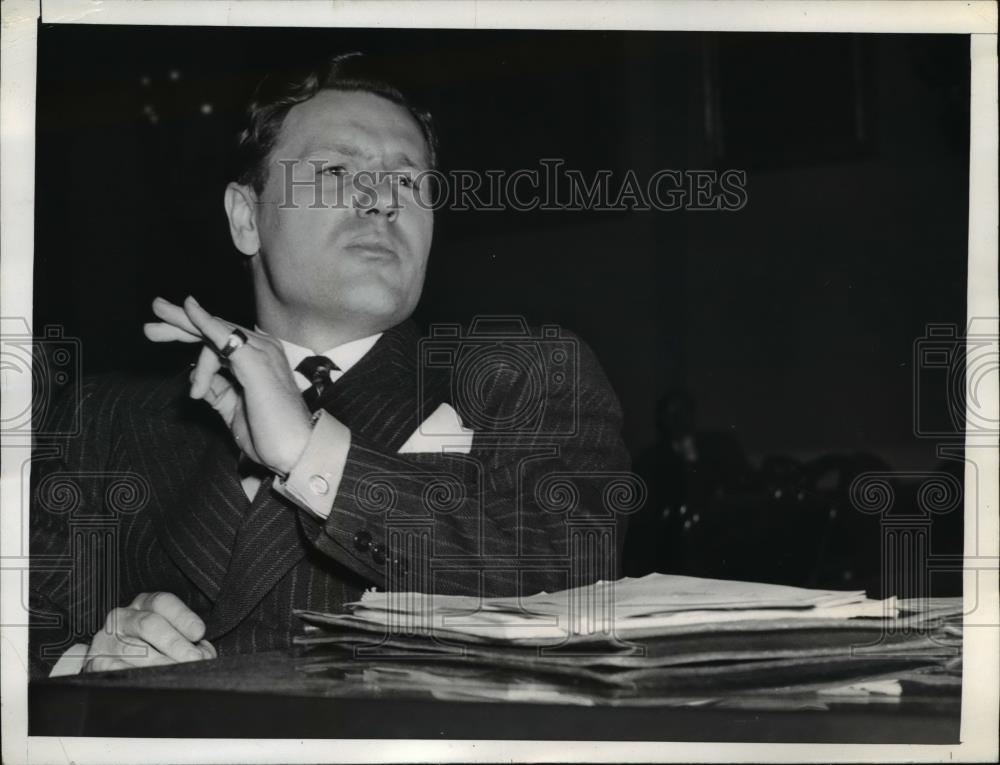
[49,643,90,677]
[273,410,351,519]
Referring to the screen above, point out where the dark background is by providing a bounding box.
[34,26,969,592]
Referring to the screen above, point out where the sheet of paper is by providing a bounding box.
[353,573,873,620]
[340,598,897,640]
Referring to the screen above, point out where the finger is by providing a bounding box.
[190,343,223,400]
[197,639,218,659]
[84,656,132,673]
[182,295,246,352]
[204,372,240,422]
[116,636,176,667]
[204,371,237,402]
[152,296,202,336]
[130,591,207,643]
[123,610,204,663]
[143,322,201,344]
[199,372,256,460]
[123,651,175,668]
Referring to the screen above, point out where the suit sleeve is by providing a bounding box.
[288,334,636,599]
[28,378,117,678]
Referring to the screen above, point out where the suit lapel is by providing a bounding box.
[147,377,249,601]
[202,477,304,639]
[203,321,452,640]
[317,320,451,452]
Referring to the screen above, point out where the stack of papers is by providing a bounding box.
[293,574,962,705]
[331,574,897,642]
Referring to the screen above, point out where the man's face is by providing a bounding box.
[250,89,434,334]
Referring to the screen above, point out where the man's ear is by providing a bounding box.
[224,182,261,257]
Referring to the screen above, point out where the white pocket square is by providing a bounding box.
[398,402,474,454]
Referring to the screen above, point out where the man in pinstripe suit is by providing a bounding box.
[30,53,632,677]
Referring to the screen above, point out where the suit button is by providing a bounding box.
[353,530,372,552]
[392,557,408,578]
[370,543,386,565]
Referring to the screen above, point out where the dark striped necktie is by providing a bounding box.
[296,355,340,412]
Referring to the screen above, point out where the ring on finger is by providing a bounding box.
[218,328,248,359]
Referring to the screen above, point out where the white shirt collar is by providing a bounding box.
[256,328,383,391]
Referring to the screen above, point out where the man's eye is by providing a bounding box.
[395,174,416,189]
[321,165,347,177]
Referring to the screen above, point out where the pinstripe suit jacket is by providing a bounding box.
[29,320,631,677]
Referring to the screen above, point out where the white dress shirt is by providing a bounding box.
[280,332,383,392]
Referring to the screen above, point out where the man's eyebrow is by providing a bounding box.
[387,151,427,170]
[301,142,364,158]
[300,142,427,169]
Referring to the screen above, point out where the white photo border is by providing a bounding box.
[2,1,997,763]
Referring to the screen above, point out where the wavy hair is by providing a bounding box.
[234,52,439,194]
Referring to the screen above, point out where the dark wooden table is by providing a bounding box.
[29,649,961,742]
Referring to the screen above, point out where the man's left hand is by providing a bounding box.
[144,296,313,476]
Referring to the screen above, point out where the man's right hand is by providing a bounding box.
[83,592,216,673]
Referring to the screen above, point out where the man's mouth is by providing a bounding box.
[345,237,398,259]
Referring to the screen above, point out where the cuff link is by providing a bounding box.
[308,474,330,495]
[353,529,372,552]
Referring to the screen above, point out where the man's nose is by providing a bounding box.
[355,172,398,221]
